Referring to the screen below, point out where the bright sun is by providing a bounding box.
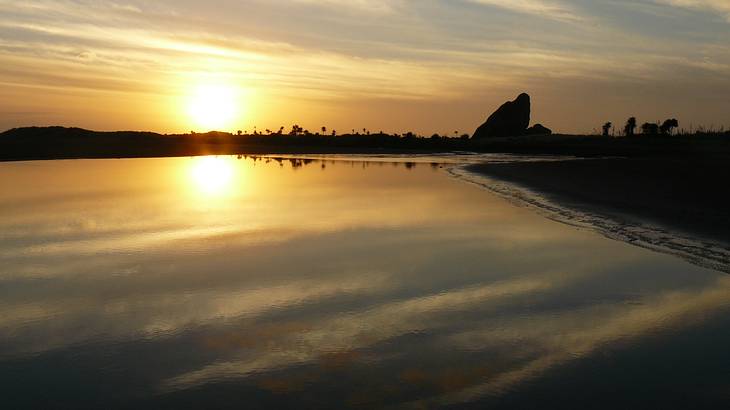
[187,84,239,131]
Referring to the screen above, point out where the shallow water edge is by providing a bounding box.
[449,164,730,274]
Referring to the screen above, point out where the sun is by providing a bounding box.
[187,84,239,131]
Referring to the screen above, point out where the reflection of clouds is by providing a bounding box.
[0,158,589,280]
[138,274,392,336]
[2,225,244,258]
[409,276,730,407]
[159,272,730,404]
[0,274,390,358]
[1,157,726,407]
[161,274,561,391]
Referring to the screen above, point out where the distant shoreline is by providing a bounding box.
[462,158,730,273]
[1,125,728,271]
[2,126,729,162]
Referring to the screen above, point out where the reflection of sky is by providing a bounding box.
[0,157,728,408]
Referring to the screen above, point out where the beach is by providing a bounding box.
[466,158,730,271]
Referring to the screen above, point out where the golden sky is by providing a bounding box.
[1,0,729,134]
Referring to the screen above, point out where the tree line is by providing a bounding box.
[231,124,470,139]
[602,118,680,137]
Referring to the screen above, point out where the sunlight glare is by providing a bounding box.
[187,84,239,131]
[190,156,235,196]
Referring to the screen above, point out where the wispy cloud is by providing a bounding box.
[290,0,402,14]
[0,0,727,133]
[655,0,730,21]
[465,0,583,21]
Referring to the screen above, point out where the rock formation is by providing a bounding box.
[525,124,552,135]
[472,93,531,139]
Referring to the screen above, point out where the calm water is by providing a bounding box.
[1,156,729,409]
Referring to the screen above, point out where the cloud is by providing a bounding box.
[0,0,728,133]
[655,0,730,21]
[465,0,583,21]
[290,0,401,14]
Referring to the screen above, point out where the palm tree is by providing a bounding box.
[602,122,612,137]
[624,117,637,137]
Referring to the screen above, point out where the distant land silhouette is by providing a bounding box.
[1,92,728,161]
[1,125,728,162]
[1,105,728,266]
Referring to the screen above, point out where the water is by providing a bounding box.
[0,156,728,409]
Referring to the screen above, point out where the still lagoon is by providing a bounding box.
[1,156,728,408]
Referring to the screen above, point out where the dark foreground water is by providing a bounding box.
[1,156,728,409]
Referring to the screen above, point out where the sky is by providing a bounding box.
[0,0,729,135]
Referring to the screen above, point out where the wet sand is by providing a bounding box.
[467,158,730,248]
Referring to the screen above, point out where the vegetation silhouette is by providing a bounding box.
[1,92,728,163]
[624,117,637,137]
[602,122,612,137]
[602,118,685,137]
[1,123,729,162]
[642,122,660,136]
[660,119,679,135]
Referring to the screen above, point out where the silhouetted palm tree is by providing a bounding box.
[602,122,612,137]
[624,117,637,137]
[290,125,301,136]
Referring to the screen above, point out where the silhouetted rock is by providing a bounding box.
[473,93,531,139]
[525,124,552,135]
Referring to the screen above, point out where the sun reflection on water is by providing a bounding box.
[189,156,236,196]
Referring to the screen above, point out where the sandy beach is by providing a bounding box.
[466,158,730,271]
